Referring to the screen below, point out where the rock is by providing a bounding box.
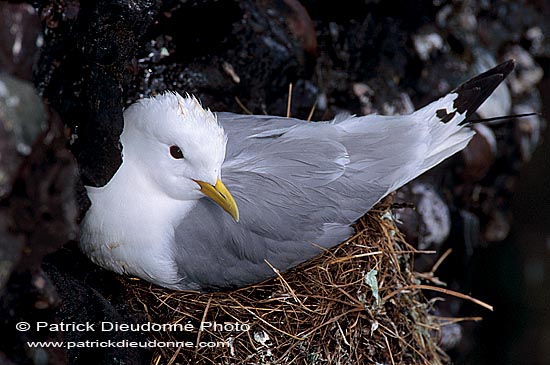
[5,0,545,363]
[503,45,544,96]
[439,321,463,351]
[43,248,151,365]
[0,73,48,291]
[460,124,497,181]
[514,103,544,162]
[483,209,511,242]
[128,0,314,116]
[0,74,47,199]
[395,183,451,251]
[0,3,42,80]
[412,31,445,61]
[0,93,78,365]
[524,25,549,57]
[0,73,47,290]
[35,0,161,188]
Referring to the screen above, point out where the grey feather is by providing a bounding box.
[173,61,514,290]
[174,107,467,290]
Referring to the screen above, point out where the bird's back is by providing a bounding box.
[173,60,515,291]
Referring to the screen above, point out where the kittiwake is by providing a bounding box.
[79,60,515,291]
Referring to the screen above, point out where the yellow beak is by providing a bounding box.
[194,178,240,222]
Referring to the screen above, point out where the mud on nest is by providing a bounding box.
[127,198,451,364]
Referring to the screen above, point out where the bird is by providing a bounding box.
[79,60,515,291]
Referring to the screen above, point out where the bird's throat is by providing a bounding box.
[79,161,195,286]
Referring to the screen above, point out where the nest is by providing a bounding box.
[127,198,449,364]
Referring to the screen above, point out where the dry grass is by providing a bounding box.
[127,198,451,364]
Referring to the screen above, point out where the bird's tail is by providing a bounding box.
[413,60,515,170]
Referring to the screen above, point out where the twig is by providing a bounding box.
[431,248,452,273]
[234,96,253,115]
[326,251,383,265]
[286,83,293,118]
[194,295,212,356]
[307,98,317,121]
[383,284,493,311]
[434,316,483,325]
[383,334,396,365]
[154,355,161,365]
[264,259,308,311]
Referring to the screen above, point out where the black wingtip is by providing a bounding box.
[467,112,539,124]
[450,59,515,121]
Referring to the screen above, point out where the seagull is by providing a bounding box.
[80,60,515,291]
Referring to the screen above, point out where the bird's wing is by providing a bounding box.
[173,113,434,290]
[173,60,514,291]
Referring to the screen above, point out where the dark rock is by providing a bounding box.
[0,73,48,290]
[439,321,463,351]
[0,74,47,199]
[460,124,497,182]
[412,27,446,61]
[513,103,544,162]
[279,0,318,56]
[395,182,451,251]
[127,0,312,115]
[42,247,151,365]
[1,0,544,363]
[483,208,512,242]
[504,45,544,96]
[0,95,77,365]
[35,0,161,188]
[0,7,75,363]
[0,3,42,80]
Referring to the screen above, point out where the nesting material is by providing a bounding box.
[128,198,448,364]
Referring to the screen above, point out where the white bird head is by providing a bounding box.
[120,92,239,221]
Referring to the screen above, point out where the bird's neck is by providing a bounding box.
[79,160,195,286]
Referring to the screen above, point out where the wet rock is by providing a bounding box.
[395,183,451,251]
[0,220,23,291]
[0,352,15,365]
[0,3,42,80]
[503,45,544,96]
[128,0,314,116]
[0,6,74,363]
[459,209,481,255]
[525,26,545,55]
[383,92,415,116]
[35,0,161,188]
[0,74,47,199]
[524,25,549,57]
[514,103,544,162]
[439,322,463,351]
[394,188,420,246]
[439,2,479,51]
[411,183,451,250]
[412,30,445,61]
[42,248,151,365]
[0,97,77,365]
[275,0,318,57]
[483,209,511,242]
[460,124,497,182]
[0,74,48,290]
[11,0,546,364]
[352,82,375,115]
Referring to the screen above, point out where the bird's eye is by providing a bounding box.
[169,145,184,159]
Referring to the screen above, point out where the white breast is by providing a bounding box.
[79,162,195,288]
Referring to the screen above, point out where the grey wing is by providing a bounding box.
[173,113,431,291]
[172,61,515,290]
